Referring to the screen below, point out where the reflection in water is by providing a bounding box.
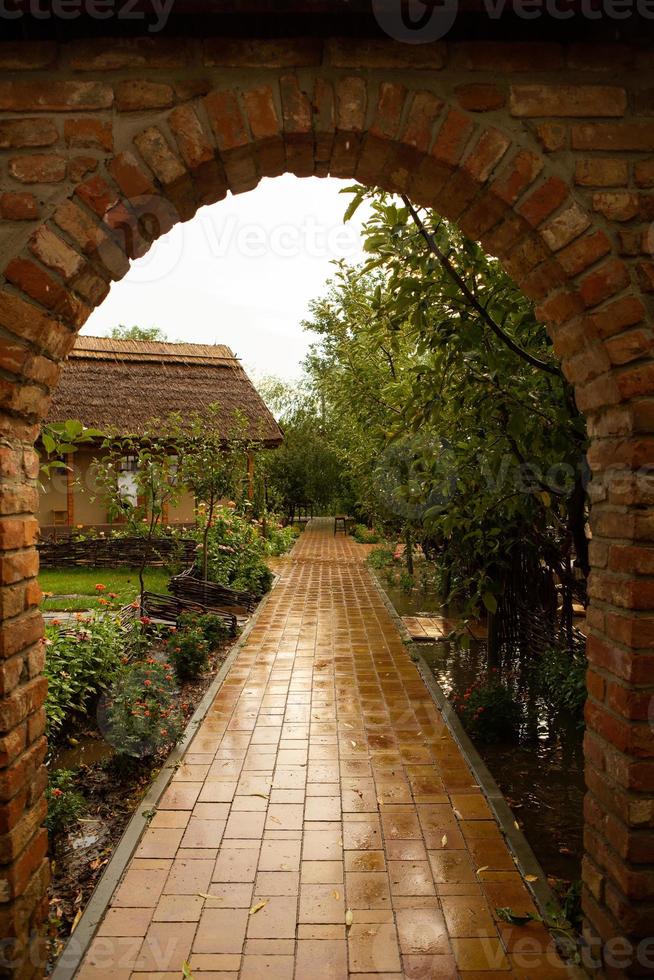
[378,575,585,884]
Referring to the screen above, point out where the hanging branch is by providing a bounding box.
[400,195,562,378]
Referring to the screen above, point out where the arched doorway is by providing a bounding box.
[0,35,652,978]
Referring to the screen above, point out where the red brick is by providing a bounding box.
[0,41,56,69]
[107,152,156,198]
[0,193,38,221]
[67,36,186,70]
[585,295,646,340]
[68,156,98,183]
[401,91,443,152]
[168,105,214,170]
[133,127,186,187]
[8,155,66,184]
[605,329,654,366]
[204,37,321,68]
[491,149,543,205]
[115,79,173,112]
[575,158,629,187]
[579,259,631,309]
[242,86,281,141]
[455,83,505,112]
[325,37,445,69]
[634,158,654,188]
[0,80,112,111]
[572,123,654,152]
[462,127,510,182]
[510,85,626,117]
[64,118,113,152]
[204,89,249,151]
[370,83,407,140]
[0,677,47,736]
[336,76,367,133]
[593,192,640,222]
[517,176,568,227]
[431,108,474,167]
[534,122,567,152]
[0,119,57,149]
[456,41,563,72]
[74,174,119,217]
[557,230,611,276]
[29,227,84,282]
[0,290,76,358]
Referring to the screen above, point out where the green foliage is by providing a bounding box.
[201,507,272,596]
[351,524,380,544]
[102,659,184,758]
[45,770,86,836]
[257,376,349,518]
[110,325,167,341]
[537,645,587,718]
[44,616,124,736]
[301,188,588,621]
[262,517,298,556]
[167,627,209,681]
[450,673,521,740]
[366,547,394,569]
[178,612,229,650]
[39,418,103,487]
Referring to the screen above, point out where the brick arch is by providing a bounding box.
[0,42,653,978]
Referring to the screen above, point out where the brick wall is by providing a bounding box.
[0,36,652,978]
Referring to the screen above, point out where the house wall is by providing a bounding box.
[37,447,197,529]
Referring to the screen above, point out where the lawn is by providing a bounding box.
[40,567,170,612]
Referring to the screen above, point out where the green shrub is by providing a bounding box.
[537,645,587,718]
[352,523,380,544]
[262,517,299,556]
[100,659,184,758]
[178,612,228,649]
[451,673,521,740]
[46,770,86,837]
[200,507,272,596]
[44,615,124,736]
[367,548,394,569]
[168,627,209,681]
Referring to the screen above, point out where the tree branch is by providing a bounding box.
[401,195,562,378]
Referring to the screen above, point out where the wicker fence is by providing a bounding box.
[38,536,197,569]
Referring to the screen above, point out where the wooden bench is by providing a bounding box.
[334,515,355,535]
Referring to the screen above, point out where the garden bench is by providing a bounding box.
[334,515,355,535]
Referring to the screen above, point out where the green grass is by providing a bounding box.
[40,567,170,612]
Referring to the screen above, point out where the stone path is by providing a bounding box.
[77,519,568,980]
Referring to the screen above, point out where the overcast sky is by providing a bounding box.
[83,175,371,382]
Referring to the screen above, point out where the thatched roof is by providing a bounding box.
[47,336,283,446]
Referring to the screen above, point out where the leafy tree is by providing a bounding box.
[302,188,588,631]
[110,325,167,341]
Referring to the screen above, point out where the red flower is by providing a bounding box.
[140,616,152,625]
[51,788,63,798]
[95,584,106,592]
[144,679,152,687]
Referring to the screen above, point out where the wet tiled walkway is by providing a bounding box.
[78,519,568,979]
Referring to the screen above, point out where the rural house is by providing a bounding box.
[38,336,283,534]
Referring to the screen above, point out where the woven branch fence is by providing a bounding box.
[38,536,197,569]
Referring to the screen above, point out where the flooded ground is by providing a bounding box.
[376,574,585,887]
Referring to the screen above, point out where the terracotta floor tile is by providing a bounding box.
[305,795,342,821]
[295,939,348,979]
[149,811,190,830]
[136,922,196,971]
[212,848,259,883]
[346,872,391,909]
[188,953,241,972]
[158,782,202,810]
[344,850,386,873]
[387,861,435,896]
[266,803,304,830]
[113,866,170,909]
[348,922,402,973]
[402,953,458,979]
[255,871,299,895]
[246,895,297,938]
[299,882,345,923]
[440,895,497,937]
[193,908,249,954]
[342,819,381,851]
[198,781,237,803]
[451,937,511,972]
[135,829,184,860]
[301,860,344,883]
[152,894,203,922]
[224,810,265,839]
[239,954,294,980]
[97,907,153,937]
[181,818,225,849]
[258,838,302,871]
[202,882,254,907]
[303,828,343,860]
[380,806,422,840]
[79,936,142,976]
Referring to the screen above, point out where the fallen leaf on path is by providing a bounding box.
[525,875,538,883]
[249,900,268,915]
[441,834,448,848]
[345,909,354,927]
[70,909,82,933]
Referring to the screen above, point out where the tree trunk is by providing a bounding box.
[405,525,414,576]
